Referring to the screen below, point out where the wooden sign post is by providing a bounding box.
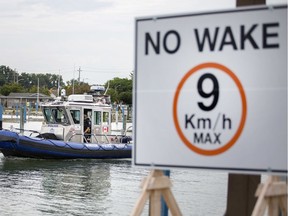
[252,176,287,216]
[130,169,182,216]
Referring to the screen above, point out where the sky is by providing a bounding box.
[0,0,286,85]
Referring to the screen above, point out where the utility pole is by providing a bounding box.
[78,66,82,82]
[58,70,61,97]
[36,78,39,113]
[14,68,17,83]
[73,64,75,94]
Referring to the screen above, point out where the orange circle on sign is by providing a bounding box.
[173,62,247,156]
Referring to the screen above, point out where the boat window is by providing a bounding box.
[43,108,54,123]
[51,108,68,124]
[70,110,80,124]
[93,111,101,125]
[103,111,110,125]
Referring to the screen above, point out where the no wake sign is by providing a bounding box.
[133,5,287,174]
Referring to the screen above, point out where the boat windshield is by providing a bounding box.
[43,107,68,124]
[70,110,80,124]
[93,111,101,125]
[103,111,110,125]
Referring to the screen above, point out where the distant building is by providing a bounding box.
[0,92,53,108]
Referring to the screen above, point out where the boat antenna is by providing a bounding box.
[104,81,110,95]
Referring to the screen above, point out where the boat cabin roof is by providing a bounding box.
[41,94,111,109]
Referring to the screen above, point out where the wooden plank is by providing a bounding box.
[131,169,182,216]
[150,190,162,215]
[141,171,171,191]
[251,176,273,216]
[131,170,157,216]
[252,176,288,216]
[130,190,150,216]
[162,189,182,216]
[140,176,171,190]
[146,176,172,190]
[268,198,279,216]
[279,196,287,215]
[256,182,288,197]
[140,170,157,189]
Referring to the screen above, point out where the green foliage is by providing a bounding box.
[0,65,64,96]
[28,85,50,95]
[0,65,16,85]
[119,91,132,105]
[0,83,25,96]
[64,80,90,95]
[0,65,133,105]
[104,77,132,105]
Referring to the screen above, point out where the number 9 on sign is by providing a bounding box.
[197,73,219,112]
[173,62,247,156]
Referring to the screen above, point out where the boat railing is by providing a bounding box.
[5,127,132,145]
[8,127,41,137]
[66,132,131,145]
[125,125,133,135]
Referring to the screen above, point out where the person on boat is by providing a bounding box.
[83,114,91,142]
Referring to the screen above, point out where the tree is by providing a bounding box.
[119,91,132,105]
[18,73,63,90]
[104,77,132,105]
[29,85,50,95]
[0,65,17,86]
[0,65,65,96]
[0,65,134,104]
[0,83,24,96]
[64,79,90,95]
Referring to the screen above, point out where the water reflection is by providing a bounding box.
[0,156,132,216]
[0,155,229,216]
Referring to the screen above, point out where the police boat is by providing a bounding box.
[0,86,132,159]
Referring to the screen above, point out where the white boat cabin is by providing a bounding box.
[40,88,113,143]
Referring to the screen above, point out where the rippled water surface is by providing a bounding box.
[0,154,229,216]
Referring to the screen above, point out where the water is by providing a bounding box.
[0,154,229,216]
[0,121,229,215]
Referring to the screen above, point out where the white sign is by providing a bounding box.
[134,5,287,174]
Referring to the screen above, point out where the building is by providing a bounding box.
[0,92,53,109]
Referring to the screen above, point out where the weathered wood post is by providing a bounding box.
[122,105,127,135]
[20,105,26,135]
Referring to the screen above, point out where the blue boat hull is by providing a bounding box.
[0,130,132,159]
